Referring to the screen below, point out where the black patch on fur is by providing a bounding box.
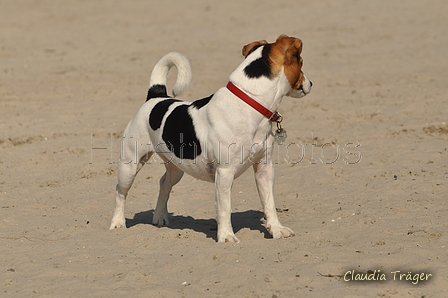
[149,99,180,130]
[191,94,213,109]
[243,45,272,79]
[162,104,201,160]
[146,84,169,101]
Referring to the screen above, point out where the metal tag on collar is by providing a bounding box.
[274,120,287,145]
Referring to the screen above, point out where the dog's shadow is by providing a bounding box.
[126,209,270,241]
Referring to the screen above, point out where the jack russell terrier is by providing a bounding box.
[109,34,312,242]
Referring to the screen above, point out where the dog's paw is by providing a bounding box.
[152,212,169,226]
[109,217,126,230]
[268,224,295,239]
[217,231,240,243]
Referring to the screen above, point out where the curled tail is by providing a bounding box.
[146,52,192,101]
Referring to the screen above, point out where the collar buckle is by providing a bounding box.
[269,112,282,123]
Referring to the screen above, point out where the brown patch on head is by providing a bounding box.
[266,35,305,89]
[242,40,268,57]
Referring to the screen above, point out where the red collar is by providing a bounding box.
[226,82,282,122]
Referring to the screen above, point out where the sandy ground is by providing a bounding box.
[1,0,447,297]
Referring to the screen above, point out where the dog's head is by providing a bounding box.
[242,34,312,98]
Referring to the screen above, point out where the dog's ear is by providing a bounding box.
[242,40,268,57]
[276,34,290,41]
[275,35,303,63]
[271,35,304,89]
[285,38,302,61]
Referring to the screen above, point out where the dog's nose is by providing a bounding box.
[310,81,313,87]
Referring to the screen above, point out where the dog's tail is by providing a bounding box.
[146,52,192,101]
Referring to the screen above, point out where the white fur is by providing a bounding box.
[110,49,311,242]
[148,51,191,98]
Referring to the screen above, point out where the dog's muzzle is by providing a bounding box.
[300,75,312,94]
[299,80,312,94]
[286,75,312,98]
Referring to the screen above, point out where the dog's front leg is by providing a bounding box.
[253,162,295,239]
[215,167,239,243]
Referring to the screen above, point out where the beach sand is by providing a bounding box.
[1,0,447,297]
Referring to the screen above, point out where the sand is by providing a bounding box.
[1,0,447,297]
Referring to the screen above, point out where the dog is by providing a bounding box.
[109,34,312,242]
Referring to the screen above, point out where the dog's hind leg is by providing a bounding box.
[152,161,184,226]
[109,136,154,229]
